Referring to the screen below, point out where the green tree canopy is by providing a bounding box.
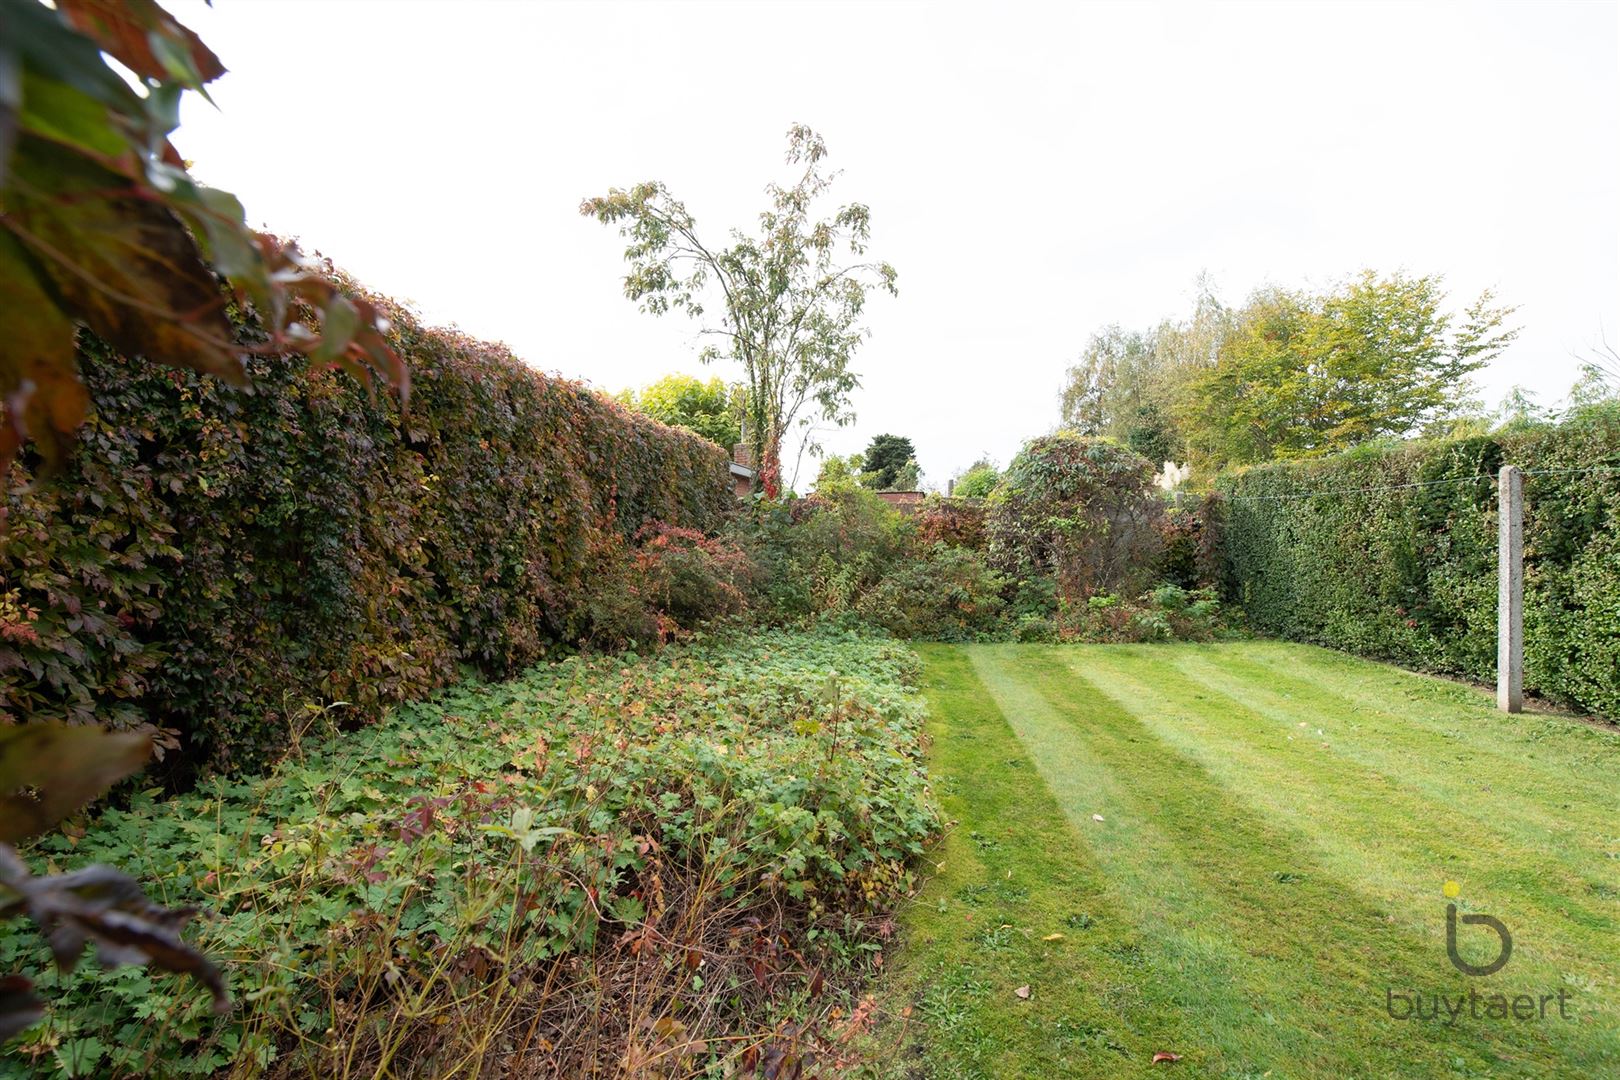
[1060,279,1228,465]
[1180,273,1516,468]
[1059,271,1518,473]
[620,374,743,449]
[813,452,865,493]
[951,458,1000,499]
[860,433,916,489]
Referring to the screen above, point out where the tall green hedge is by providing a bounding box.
[1218,404,1620,720]
[0,298,730,775]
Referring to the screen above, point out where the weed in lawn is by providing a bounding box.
[968,924,1020,953]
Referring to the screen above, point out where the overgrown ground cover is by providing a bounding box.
[0,628,937,1078]
[869,642,1619,1078]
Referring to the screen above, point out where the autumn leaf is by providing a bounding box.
[0,231,85,471]
[1,7,406,484]
[1014,984,1031,999]
[1152,1051,1182,1064]
[5,134,243,381]
[0,846,227,1015]
[56,0,225,88]
[0,722,151,843]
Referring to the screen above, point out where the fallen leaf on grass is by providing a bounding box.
[1092,814,1105,823]
[1014,985,1031,999]
[1152,1051,1181,1064]
[1042,933,1065,942]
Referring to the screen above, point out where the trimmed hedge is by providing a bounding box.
[0,297,731,774]
[1218,404,1620,720]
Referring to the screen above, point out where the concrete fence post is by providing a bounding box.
[1498,465,1523,713]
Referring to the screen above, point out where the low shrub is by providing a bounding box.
[1062,585,1223,642]
[1012,613,1059,643]
[578,523,757,650]
[0,628,937,1078]
[911,497,988,551]
[855,544,1007,641]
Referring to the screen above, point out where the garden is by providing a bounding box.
[3,3,1620,1078]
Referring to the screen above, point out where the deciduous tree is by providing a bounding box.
[1060,279,1227,462]
[1181,273,1516,468]
[620,373,743,449]
[951,458,1000,499]
[1061,272,1518,473]
[582,126,897,495]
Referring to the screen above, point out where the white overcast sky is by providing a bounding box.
[169,0,1620,489]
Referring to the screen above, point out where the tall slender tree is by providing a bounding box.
[582,126,897,495]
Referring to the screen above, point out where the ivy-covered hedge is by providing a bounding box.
[0,300,731,774]
[1218,404,1620,720]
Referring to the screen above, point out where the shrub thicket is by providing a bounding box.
[1156,495,1224,589]
[578,523,757,650]
[1218,404,1620,720]
[733,443,1216,644]
[729,487,911,623]
[986,433,1163,602]
[912,496,988,551]
[856,543,1007,640]
[0,304,730,775]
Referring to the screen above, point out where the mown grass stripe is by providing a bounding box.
[1166,646,1613,852]
[1161,647,1620,924]
[1084,645,1617,922]
[968,644,1613,1078]
[1063,644,1618,1032]
[962,646,1327,1076]
[1215,642,1620,806]
[872,645,1190,1079]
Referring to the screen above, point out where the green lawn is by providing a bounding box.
[871,642,1619,1079]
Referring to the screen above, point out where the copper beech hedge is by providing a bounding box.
[0,291,731,776]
